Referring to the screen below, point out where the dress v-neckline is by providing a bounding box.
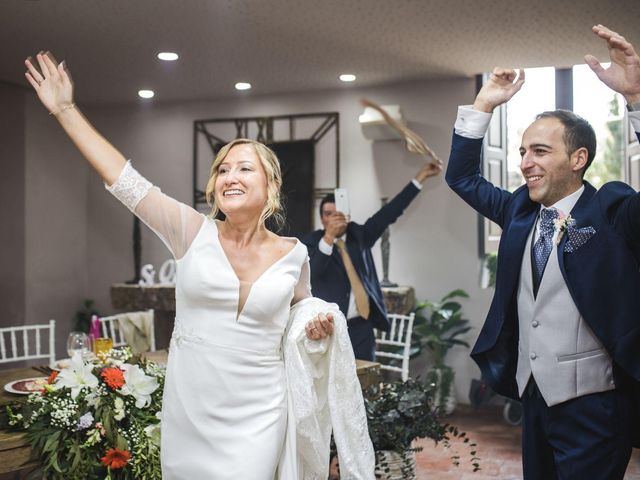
[212,220,299,320]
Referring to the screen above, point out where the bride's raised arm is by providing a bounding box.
[25,52,203,259]
[26,52,126,185]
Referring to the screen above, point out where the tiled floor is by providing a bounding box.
[414,404,640,479]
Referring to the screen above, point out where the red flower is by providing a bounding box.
[101,367,125,390]
[101,448,130,469]
[47,371,58,384]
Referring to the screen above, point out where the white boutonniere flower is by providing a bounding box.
[553,213,575,245]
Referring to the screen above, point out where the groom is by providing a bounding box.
[446,25,640,479]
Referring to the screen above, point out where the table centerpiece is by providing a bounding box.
[6,347,164,480]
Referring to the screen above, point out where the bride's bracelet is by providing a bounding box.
[49,103,76,116]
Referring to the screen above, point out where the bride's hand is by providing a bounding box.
[24,51,74,115]
[305,312,334,340]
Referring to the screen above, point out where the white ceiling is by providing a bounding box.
[1,0,639,105]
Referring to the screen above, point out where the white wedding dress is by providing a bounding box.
[106,162,374,480]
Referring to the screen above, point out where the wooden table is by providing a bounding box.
[0,366,43,475]
[0,353,379,475]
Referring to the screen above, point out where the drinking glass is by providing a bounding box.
[93,337,114,361]
[66,331,91,359]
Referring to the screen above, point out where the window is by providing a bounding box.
[572,64,624,189]
[505,67,556,191]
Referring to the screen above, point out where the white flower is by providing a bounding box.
[85,391,100,408]
[118,364,159,408]
[144,423,161,447]
[113,397,126,421]
[553,213,575,245]
[144,410,162,447]
[7,412,23,427]
[54,352,99,399]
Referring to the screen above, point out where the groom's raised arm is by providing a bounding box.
[585,24,640,243]
[445,68,525,228]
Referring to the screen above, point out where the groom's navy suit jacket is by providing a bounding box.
[446,131,640,446]
[302,183,420,332]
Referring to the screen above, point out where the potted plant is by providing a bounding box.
[412,289,471,414]
[365,379,479,479]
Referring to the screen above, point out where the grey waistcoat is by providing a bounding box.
[515,225,614,406]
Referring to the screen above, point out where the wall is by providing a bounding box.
[0,85,90,359]
[24,95,90,356]
[0,83,26,327]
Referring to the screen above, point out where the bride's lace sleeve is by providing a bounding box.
[292,257,312,304]
[105,161,204,259]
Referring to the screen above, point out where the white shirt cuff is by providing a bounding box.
[454,105,493,139]
[629,111,640,134]
[411,178,423,190]
[318,238,333,256]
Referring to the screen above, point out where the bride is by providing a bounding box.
[25,51,374,479]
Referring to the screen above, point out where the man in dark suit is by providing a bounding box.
[302,162,441,361]
[445,25,640,479]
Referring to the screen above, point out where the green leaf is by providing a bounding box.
[43,430,61,453]
[116,433,129,450]
[441,289,469,301]
[448,338,471,347]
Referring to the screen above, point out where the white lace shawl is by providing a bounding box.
[281,298,375,480]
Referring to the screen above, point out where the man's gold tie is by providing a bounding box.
[335,239,370,319]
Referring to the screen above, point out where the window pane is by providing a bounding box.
[505,67,556,191]
[573,64,624,188]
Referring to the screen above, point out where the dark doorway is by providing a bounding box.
[267,140,314,238]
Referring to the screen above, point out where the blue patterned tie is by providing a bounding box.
[532,208,559,294]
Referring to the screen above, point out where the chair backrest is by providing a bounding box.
[374,312,415,381]
[0,320,56,366]
[99,310,156,352]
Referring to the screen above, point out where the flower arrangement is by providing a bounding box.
[6,348,164,480]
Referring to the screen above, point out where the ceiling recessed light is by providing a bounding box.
[138,90,155,99]
[235,82,252,91]
[157,52,179,61]
[339,74,356,82]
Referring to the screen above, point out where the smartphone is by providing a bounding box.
[334,188,350,217]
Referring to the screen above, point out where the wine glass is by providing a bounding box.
[66,331,90,359]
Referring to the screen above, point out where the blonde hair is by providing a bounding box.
[205,138,285,229]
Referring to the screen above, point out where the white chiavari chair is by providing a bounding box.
[0,320,56,366]
[99,310,156,351]
[374,312,415,381]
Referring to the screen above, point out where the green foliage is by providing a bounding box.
[485,252,498,288]
[72,299,101,333]
[366,380,480,472]
[412,289,471,367]
[365,379,446,453]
